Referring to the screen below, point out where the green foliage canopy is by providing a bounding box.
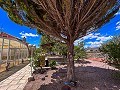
[40,34,67,56]
[0,0,120,43]
[74,42,86,60]
[100,36,120,65]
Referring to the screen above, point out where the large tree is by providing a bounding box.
[0,0,120,82]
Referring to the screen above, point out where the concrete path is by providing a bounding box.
[0,64,30,90]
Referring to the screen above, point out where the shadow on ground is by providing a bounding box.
[0,61,29,81]
[24,63,120,90]
[76,60,91,64]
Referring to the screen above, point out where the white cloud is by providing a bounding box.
[84,42,101,48]
[116,21,120,30]
[85,35,113,48]
[87,41,102,45]
[74,38,84,45]
[82,33,101,40]
[115,10,120,15]
[116,21,120,25]
[75,33,113,48]
[19,31,38,38]
[96,36,113,41]
[86,41,102,47]
[94,33,100,36]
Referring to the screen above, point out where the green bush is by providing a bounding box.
[100,36,120,67]
[112,72,120,80]
[33,59,40,67]
[49,60,56,67]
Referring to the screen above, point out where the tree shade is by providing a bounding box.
[0,0,120,82]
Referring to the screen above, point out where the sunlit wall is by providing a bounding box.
[0,33,29,72]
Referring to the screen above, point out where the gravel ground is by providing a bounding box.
[24,59,120,90]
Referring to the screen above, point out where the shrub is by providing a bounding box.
[49,60,56,67]
[100,36,120,67]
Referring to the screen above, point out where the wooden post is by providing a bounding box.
[0,38,4,61]
[6,39,10,70]
[19,43,21,64]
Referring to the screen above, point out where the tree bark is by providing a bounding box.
[67,42,75,82]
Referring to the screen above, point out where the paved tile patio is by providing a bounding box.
[0,64,30,90]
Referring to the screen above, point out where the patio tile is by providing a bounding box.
[18,80,27,84]
[7,77,16,80]
[14,78,22,80]
[7,85,19,90]
[17,84,25,89]
[9,81,19,85]
[2,80,12,84]
[0,64,30,90]
[0,85,9,90]
[22,76,28,80]
[0,83,8,87]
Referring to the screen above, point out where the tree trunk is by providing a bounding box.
[67,42,75,82]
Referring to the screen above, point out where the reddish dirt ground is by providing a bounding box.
[24,59,120,90]
[87,58,105,62]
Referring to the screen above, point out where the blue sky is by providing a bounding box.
[0,8,120,48]
[75,10,120,48]
[0,9,41,47]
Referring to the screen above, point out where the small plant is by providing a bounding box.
[33,54,40,69]
[112,71,120,80]
[49,60,56,67]
[49,60,57,70]
[33,59,40,67]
